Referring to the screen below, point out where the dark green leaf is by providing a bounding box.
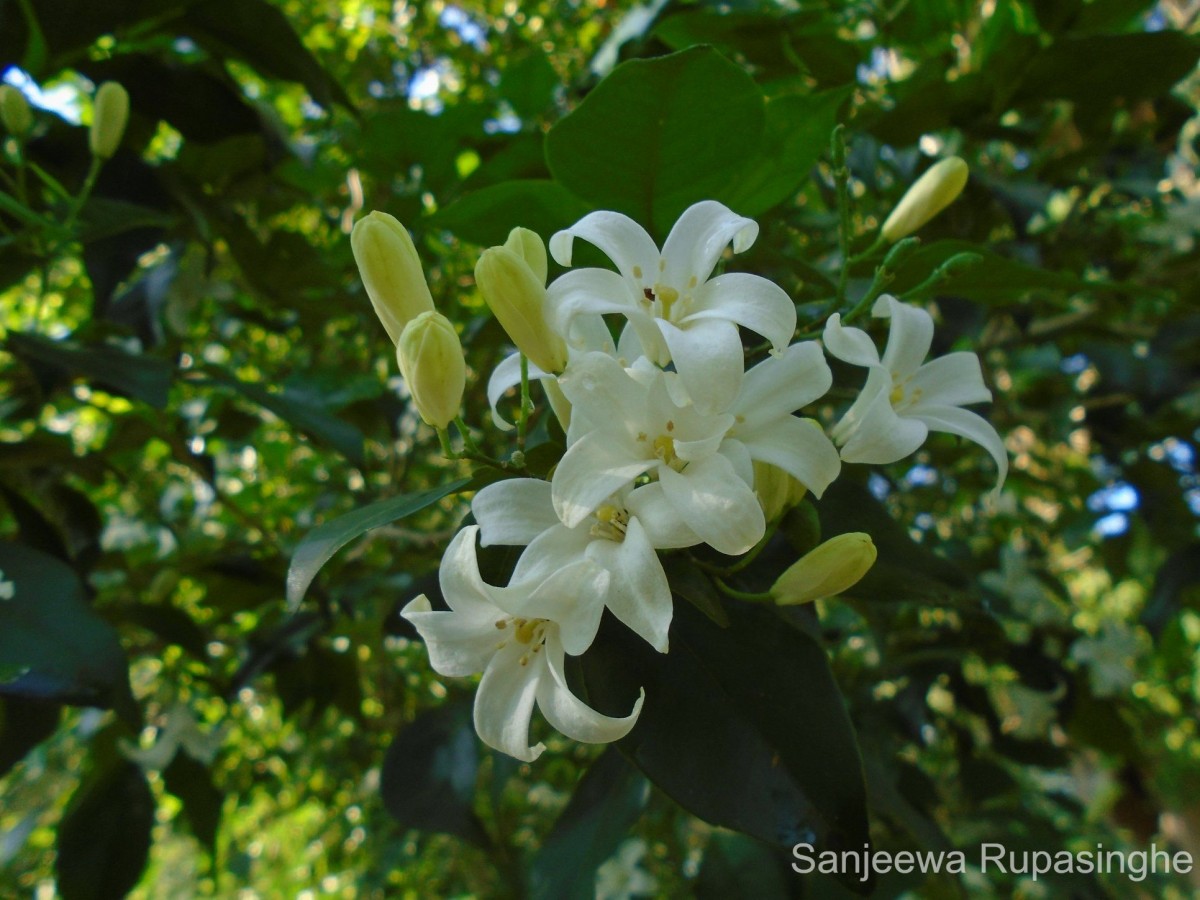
[162,751,224,856]
[56,760,155,900]
[380,699,488,845]
[286,478,471,606]
[576,601,871,892]
[530,749,647,900]
[0,696,61,778]
[6,332,173,409]
[1141,543,1200,638]
[432,180,593,247]
[694,832,790,900]
[0,541,134,717]
[546,47,765,235]
[886,239,1092,303]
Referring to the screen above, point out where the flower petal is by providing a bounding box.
[686,273,796,352]
[512,557,608,655]
[475,642,545,761]
[401,596,500,677]
[624,483,703,549]
[732,340,832,433]
[552,431,655,528]
[659,200,758,286]
[874,295,933,378]
[911,404,1008,491]
[907,352,992,408]
[536,636,643,744]
[438,526,506,619]
[586,516,672,651]
[823,313,880,368]
[657,318,744,414]
[659,454,765,555]
[558,351,645,446]
[549,211,660,283]
[486,352,522,432]
[837,384,929,464]
[739,416,842,498]
[473,479,559,546]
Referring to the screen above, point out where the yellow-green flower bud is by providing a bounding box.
[771,532,876,605]
[475,244,567,375]
[351,212,435,344]
[503,226,548,285]
[753,461,807,523]
[0,85,33,137]
[397,311,465,429]
[881,157,968,242]
[89,82,129,159]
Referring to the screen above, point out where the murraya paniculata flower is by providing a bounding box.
[547,201,796,413]
[772,532,877,605]
[397,311,466,430]
[881,157,969,242]
[89,82,129,160]
[351,211,435,344]
[551,342,839,556]
[401,527,644,762]
[823,295,1007,490]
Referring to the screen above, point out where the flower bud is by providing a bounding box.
[89,82,129,160]
[771,532,876,605]
[0,85,33,137]
[351,212,435,344]
[753,461,807,522]
[397,311,465,429]
[475,243,567,375]
[881,157,968,242]
[503,226,548,285]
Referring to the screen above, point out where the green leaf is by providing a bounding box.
[6,332,173,409]
[207,369,366,468]
[162,751,224,856]
[1141,543,1200,639]
[56,760,155,900]
[286,478,471,607]
[432,180,593,247]
[575,600,872,893]
[530,749,648,900]
[180,0,353,110]
[380,699,488,845]
[0,541,134,716]
[694,832,791,900]
[723,87,852,217]
[0,696,61,778]
[886,239,1092,303]
[79,198,177,243]
[546,47,765,235]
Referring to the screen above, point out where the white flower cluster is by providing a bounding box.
[354,201,1006,762]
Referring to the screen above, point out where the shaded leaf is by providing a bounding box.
[162,751,224,855]
[6,332,172,409]
[432,180,593,247]
[286,478,471,607]
[0,696,61,778]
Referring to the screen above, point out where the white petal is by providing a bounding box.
[910,404,1008,491]
[549,268,636,342]
[907,352,992,407]
[487,352,523,432]
[509,523,590,584]
[586,517,673,652]
[874,295,933,378]
[549,211,660,282]
[474,642,545,761]
[657,318,744,414]
[686,273,796,352]
[438,526,506,619]
[823,314,880,368]
[838,385,929,464]
[733,341,832,433]
[401,596,500,677]
[623,483,703,549]
[659,454,765,555]
[718,438,755,487]
[473,479,559,546]
[512,557,608,655]
[558,351,645,446]
[739,416,841,498]
[552,431,655,528]
[659,200,758,286]
[536,636,643,744]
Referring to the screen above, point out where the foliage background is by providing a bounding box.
[1,0,1199,897]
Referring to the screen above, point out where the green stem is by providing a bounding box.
[516,353,531,451]
[453,416,481,456]
[713,578,773,604]
[62,155,102,236]
[725,522,778,575]
[437,428,456,460]
[848,233,886,264]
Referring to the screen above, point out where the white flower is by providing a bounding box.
[548,201,796,413]
[473,479,701,652]
[401,526,644,762]
[823,295,1007,489]
[551,344,838,556]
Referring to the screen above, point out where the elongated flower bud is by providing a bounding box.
[771,532,876,605]
[89,82,129,159]
[397,311,465,429]
[881,157,968,242]
[0,85,33,137]
[475,242,567,375]
[503,226,548,284]
[351,212,435,344]
[753,460,807,522]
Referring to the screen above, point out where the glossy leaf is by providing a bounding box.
[432,180,593,248]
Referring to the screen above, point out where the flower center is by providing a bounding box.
[590,503,629,542]
[494,616,549,666]
[889,380,923,411]
[653,434,687,472]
